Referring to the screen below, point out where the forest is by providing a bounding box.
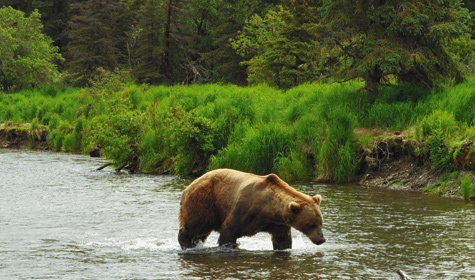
[0,0,474,90]
[1,1,475,199]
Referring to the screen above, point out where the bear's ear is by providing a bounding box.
[265,174,280,184]
[288,202,301,214]
[313,195,322,205]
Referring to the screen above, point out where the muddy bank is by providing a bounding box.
[359,134,475,199]
[0,123,48,149]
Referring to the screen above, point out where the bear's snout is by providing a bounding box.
[315,238,326,245]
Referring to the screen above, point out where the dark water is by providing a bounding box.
[1,150,474,279]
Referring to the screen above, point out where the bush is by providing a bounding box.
[460,173,475,200]
[209,123,292,175]
[275,149,314,181]
[93,111,143,171]
[425,129,457,172]
[139,128,164,173]
[420,110,459,137]
[165,106,216,175]
[317,108,358,182]
[63,133,79,152]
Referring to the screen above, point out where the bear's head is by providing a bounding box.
[288,195,325,245]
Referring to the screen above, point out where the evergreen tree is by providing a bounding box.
[134,0,165,83]
[203,0,286,85]
[318,0,470,91]
[178,0,216,83]
[231,1,320,88]
[65,0,128,85]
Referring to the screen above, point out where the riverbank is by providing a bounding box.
[357,130,475,200]
[0,122,48,149]
[2,79,475,200]
[2,122,474,200]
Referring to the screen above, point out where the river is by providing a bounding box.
[1,149,474,279]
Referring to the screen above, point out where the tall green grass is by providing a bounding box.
[2,76,475,183]
[460,173,475,200]
[208,123,292,175]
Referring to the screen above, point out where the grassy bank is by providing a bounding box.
[2,76,475,199]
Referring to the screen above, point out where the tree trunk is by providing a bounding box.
[364,65,383,92]
[164,0,172,81]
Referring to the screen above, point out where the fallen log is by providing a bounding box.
[96,162,113,171]
[396,269,413,280]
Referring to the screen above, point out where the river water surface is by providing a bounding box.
[1,149,474,279]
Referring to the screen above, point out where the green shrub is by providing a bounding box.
[139,128,164,173]
[420,110,459,137]
[275,149,314,181]
[48,114,61,130]
[58,116,86,152]
[366,102,414,130]
[53,132,65,151]
[63,133,79,152]
[425,129,457,172]
[317,108,358,182]
[93,111,143,170]
[460,173,475,200]
[209,123,292,175]
[165,106,215,175]
[87,67,133,94]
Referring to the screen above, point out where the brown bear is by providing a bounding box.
[178,168,325,250]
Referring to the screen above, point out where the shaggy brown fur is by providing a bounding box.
[178,169,325,250]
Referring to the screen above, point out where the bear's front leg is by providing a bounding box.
[178,227,211,250]
[268,225,292,250]
[218,228,239,248]
[178,227,194,250]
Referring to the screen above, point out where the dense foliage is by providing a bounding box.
[0,0,474,90]
[0,7,63,91]
[318,0,470,91]
[1,74,475,184]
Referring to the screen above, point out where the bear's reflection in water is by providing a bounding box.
[178,244,325,280]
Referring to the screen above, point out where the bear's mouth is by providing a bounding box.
[314,238,326,245]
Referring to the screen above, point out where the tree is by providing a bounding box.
[133,0,165,83]
[0,7,63,91]
[202,0,286,85]
[178,0,217,83]
[231,1,320,88]
[65,0,129,85]
[164,0,215,84]
[318,0,470,91]
[0,0,77,54]
[462,0,475,12]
